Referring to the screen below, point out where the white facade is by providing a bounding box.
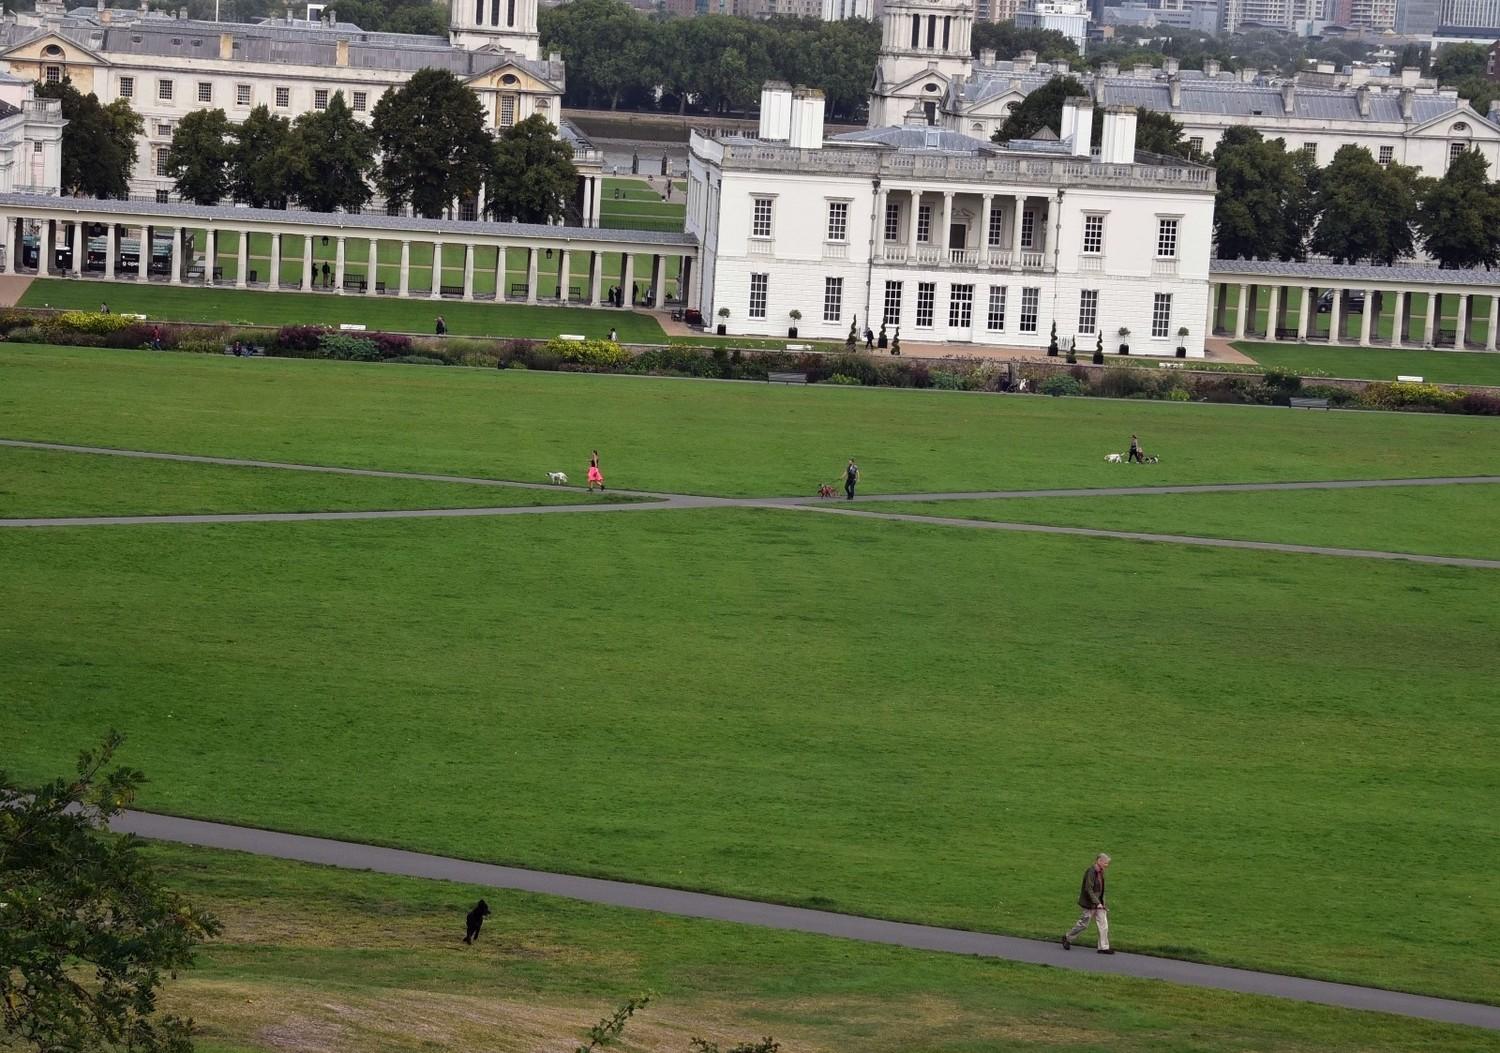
[689,93,1216,357]
[0,75,64,195]
[867,0,974,128]
[1014,0,1091,52]
[820,0,875,19]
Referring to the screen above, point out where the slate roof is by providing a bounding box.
[0,98,19,118]
[1097,80,1461,124]
[0,193,696,248]
[1211,258,1500,288]
[955,71,1057,108]
[831,125,999,155]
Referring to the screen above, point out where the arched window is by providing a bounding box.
[1452,121,1469,132]
[41,44,64,57]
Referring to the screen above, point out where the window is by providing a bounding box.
[387,201,404,216]
[197,81,212,103]
[352,90,368,112]
[1301,141,1316,160]
[751,197,773,238]
[883,280,902,326]
[45,66,61,84]
[948,284,973,328]
[158,79,173,101]
[749,273,768,318]
[917,205,931,243]
[823,277,843,323]
[1188,135,1203,154]
[1156,217,1178,259]
[987,205,1003,247]
[119,76,134,98]
[275,85,290,107]
[1151,292,1173,338]
[915,282,936,328]
[1020,210,1034,248]
[499,94,516,126]
[1020,287,1039,333]
[1449,142,1465,167]
[236,83,251,106]
[986,285,1006,331]
[826,201,849,242]
[1078,289,1099,335]
[155,149,168,176]
[1082,214,1104,255]
[459,200,477,221]
[156,122,172,137]
[884,200,900,241]
[155,189,169,204]
[314,89,329,110]
[1378,144,1393,165]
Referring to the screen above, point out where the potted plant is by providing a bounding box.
[890,327,901,356]
[716,306,729,336]
[788,309,801,339]
[1047,321,1059,357]
[1065,336,1077,364]
[1176,325,1189,358]
[877,322,888,349]
[1093,331,1104,365]
[1117,326,1130,356]
[846,318,858,351]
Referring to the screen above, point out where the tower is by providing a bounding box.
[451,0,540,59]
[868,0,973,127]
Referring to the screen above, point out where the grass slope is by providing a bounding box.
[0,446,630,517]
[19,279,668,342]
[4,509,1497,1000]
[148,843,1500,1053]
[5,346,1500,497]
[859,483,1500,560]
[1237,341,1500,386]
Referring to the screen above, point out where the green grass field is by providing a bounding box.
[1237,341,1500,386]
[0,445,632,517]
[150,843,1500,1053]
[860,483,1500,560]
[6,346,1500,496]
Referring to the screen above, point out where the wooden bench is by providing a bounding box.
[768,372,808,385]
[342,277,367,292]
[510,283,529,298]
[786,343,812,352]
[439,285,464,298]
[1288,396,1329,410]
[1396,375,1424,383]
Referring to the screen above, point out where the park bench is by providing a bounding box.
[786,343,812,352]
[342,277,367,292]
[510,283,529,298]
[339,323,367,332]
[1288,396,1329,410]
[439,285,464,297]
[768,372,808,385]
[1397,375,1424,383]
[557,334,586,342]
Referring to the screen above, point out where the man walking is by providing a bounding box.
[844,458,859,501]
[1062,852,1113,953]
[1128,434,1144,464]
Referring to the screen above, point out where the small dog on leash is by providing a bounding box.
[1105,453,1123,464]
[1144,455,1160,464]
[817,483,836,498]
[546,471,568,485]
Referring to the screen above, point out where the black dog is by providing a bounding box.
[463,899,491,944]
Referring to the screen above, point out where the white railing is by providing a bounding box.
[1080,255,1105,272]
[747,239,774,256]
[1152,258,1179,276]
[1021,251,1047,270]
[949,248,980,266]
[914,246,945,265]
[823,242,848,260]
[986,249,1012,268]
[881,244,909,263]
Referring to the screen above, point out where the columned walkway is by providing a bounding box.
[1207,259,1500,352]
[0,194,696,310]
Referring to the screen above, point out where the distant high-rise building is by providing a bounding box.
[1396,0,1443,31]
[975,0,1023,21]
[823,0,875,19]
[1441,0,1500,27]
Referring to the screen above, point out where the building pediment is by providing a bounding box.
[879,65,954,98]
[467,59,559,95]
[954,87,1025,119]
[1407,105,1500,140]
[2,31,109,66]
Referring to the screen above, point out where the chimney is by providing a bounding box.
[1053,60,1069,74]
[1168,75,1181,108]
[1016,49,1036,71]
[1489,99,1500,124]
[548,49,561,64]
[335,37,348,65]
[1280,80,1295,114]
[1132,63,1151,78]
[1400,66,1419,87]
[1100,60,1118,77]
[757,81,792,141]
[1316,60,1334,73]
[218,32,232,59]
[903,102,927,127]
[1238,66,1257,83]
[1356,84,1370,117]
[1400,87,1414,120]
[176,5,185,16]
[788,87,824,150]
[1061,96,1093,157]
[1163,56,1179,75]
[979,47,995,65]
[1098,105,1137,164]
[1203,58,1219,77]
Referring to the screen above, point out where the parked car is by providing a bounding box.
[1316,290,1365,313]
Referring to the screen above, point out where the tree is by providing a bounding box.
[1311,145,1419,265]
[36,79,142,198]
[230,105,296,209]
[372,69,492,218]
[1417,149,1500,269]
[1133,108,1191,158]
[970,22,1078,62]
[289,92,375,213]
[1433,43,1489,84]
[1,732,219,1052]
[1449,75,1498,120]
[165,108,233,204]
[487,114,578,223]
[1210,127,1312,260]
[993,75,1087,142]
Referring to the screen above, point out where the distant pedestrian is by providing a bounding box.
[1062,853,1113,953]
[150,325,162,351]
[435,315,447,336]
[587,449,605,492]
[100,302,110,314]
[844,458,859,501]
[1128,434,1144,464]
[320,261,331,288]
[607,327,617,342]
[864,326,874,350]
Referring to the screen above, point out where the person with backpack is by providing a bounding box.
[844,458,860,501]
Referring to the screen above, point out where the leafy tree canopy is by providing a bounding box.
[289,92,375,214]
[488,114,578,224]
[970,23,1078,62]
[372,68,492,218]
[993,75,1087,142]
[36,79,141,198]
[1134,108,1193,159]
[1210,126,1313,261]
[164,107,233,205]
[1416,148,1500,269]
[230,104,296,209]
[1310,144,1419,265]
[1433,43,1489,84]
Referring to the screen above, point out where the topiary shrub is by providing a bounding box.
[1039,374,1085,397]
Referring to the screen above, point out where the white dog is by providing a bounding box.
[1105,453,1123,464]
[546,471,568,485]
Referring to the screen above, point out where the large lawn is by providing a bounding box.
[5,345,1500,497]
[145,843,1500,1053]
[859,483,1500,560]
[1237,341,1500,386]
[4,508,1497,1001]
[0,445,635,517]
[18,278,669,342]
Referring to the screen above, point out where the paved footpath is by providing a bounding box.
[113,809,1500,1032]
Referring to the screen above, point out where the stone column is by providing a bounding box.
[334,237,346,293]
[1391,290,1406,347]
[1327,289,1342,345]
[366,238,378,295]
[398,240,410,298]
[269,234,282,290]
[939,191,953,258]
[168,228,181,284]
[591,177,603,229]
[1265,285,1280,339]
[37,220,51,276]
[1233,283,1248,339]
[204,228,216,286]
[1010,196,1025,260]
[558,249,570,304]
[301,236,313,292]
[978,193,993,268]
[907,189,920,255]
[589,250,602,306]
[1423,292,1438,346]
[1296,287,1310,340]
[0,215,9,274]
[105,225,117,281]
[1358,289,1374,346]
[70,220,83,276]
[681,255,695,309]
[429,240,444,299]
[620,253,633,309]
[1205,282,1216,334]
[526,247,539,304]
[236,230,248,288]
[1041,197,1056,265]
[1487,295,1499,352]
[494,246,507,301]
[652,255,666,309]
[1454,293,1469,350]
[462,243,475,301]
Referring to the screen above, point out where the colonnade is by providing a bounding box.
[872,186,1054,270]
[1208,277,1500,352]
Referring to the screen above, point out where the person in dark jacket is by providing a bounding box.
[1062,852,1113,953]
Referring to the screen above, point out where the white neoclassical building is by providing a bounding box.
[688,87,1216,355]
[0,0,609,221]
[0,72,65,194]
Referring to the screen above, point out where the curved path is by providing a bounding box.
[112,808,1500,1032]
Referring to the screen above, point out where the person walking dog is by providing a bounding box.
[844,458,860,501]
[1128,434,1144,464]
[587,449,605,492]
[1062,852,1114,953]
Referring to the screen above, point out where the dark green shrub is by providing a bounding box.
[1094,368,1155,399]
[1039,374,1085,397]
[317,333,380,361]
[1300,384,1358,407]
[390,354,447,366]
[930,369,964,390]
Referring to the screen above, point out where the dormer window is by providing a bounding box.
[924,128,941,149]
[41,44,64,57]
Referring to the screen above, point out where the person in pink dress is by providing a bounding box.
[587,450,605,492]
